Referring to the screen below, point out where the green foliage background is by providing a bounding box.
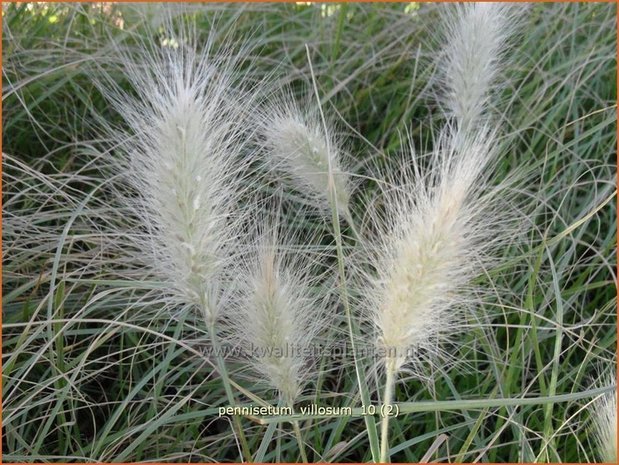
[2,2,616,462]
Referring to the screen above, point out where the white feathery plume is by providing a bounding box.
[231,220,328,405]
[366,127,502,375]
[98,30,250,325]
[369,125,509,462]
[371,5,523,460]
[230,217,330,462]
[439,3,519,131]
[260,98,352,220]
[592,373,617,462]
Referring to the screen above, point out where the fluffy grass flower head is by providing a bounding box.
[592,373,617,462]
[439,2,520,131]
[364,127,505,374]
[231,219,330,405]
[260,98,352,219]
[97,26,251,324]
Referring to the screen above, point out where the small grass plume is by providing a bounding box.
[229,213,332,462]
[438,2,520,131]
[260,95,352,220]
[230,217,330,406]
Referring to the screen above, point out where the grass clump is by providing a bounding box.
[2,2,616,463]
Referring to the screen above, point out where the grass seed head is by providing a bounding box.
[230,218,331,405]
[97,25,252,324]
[439,2,521,131]
[260,98,351,218]
[592,372,618,462]
[363,127,506,374]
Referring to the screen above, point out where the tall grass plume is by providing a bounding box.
[94,24,254,460]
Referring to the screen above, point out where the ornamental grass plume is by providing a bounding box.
[371,131,503,378]
[230,216,331,462]
[370,3,522,461]
[438,2,519,131]
[260,96,353,222]
[232,221,328,404]
[97,35,249,326]
[367,128,502,374]
[363,125,512,462]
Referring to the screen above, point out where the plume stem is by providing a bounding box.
[292,418,309,463]
[208,322,252,462]
[306,44,381,461]
[344,209,363,243]
[379,362,397,463]
[332,206,381,461]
